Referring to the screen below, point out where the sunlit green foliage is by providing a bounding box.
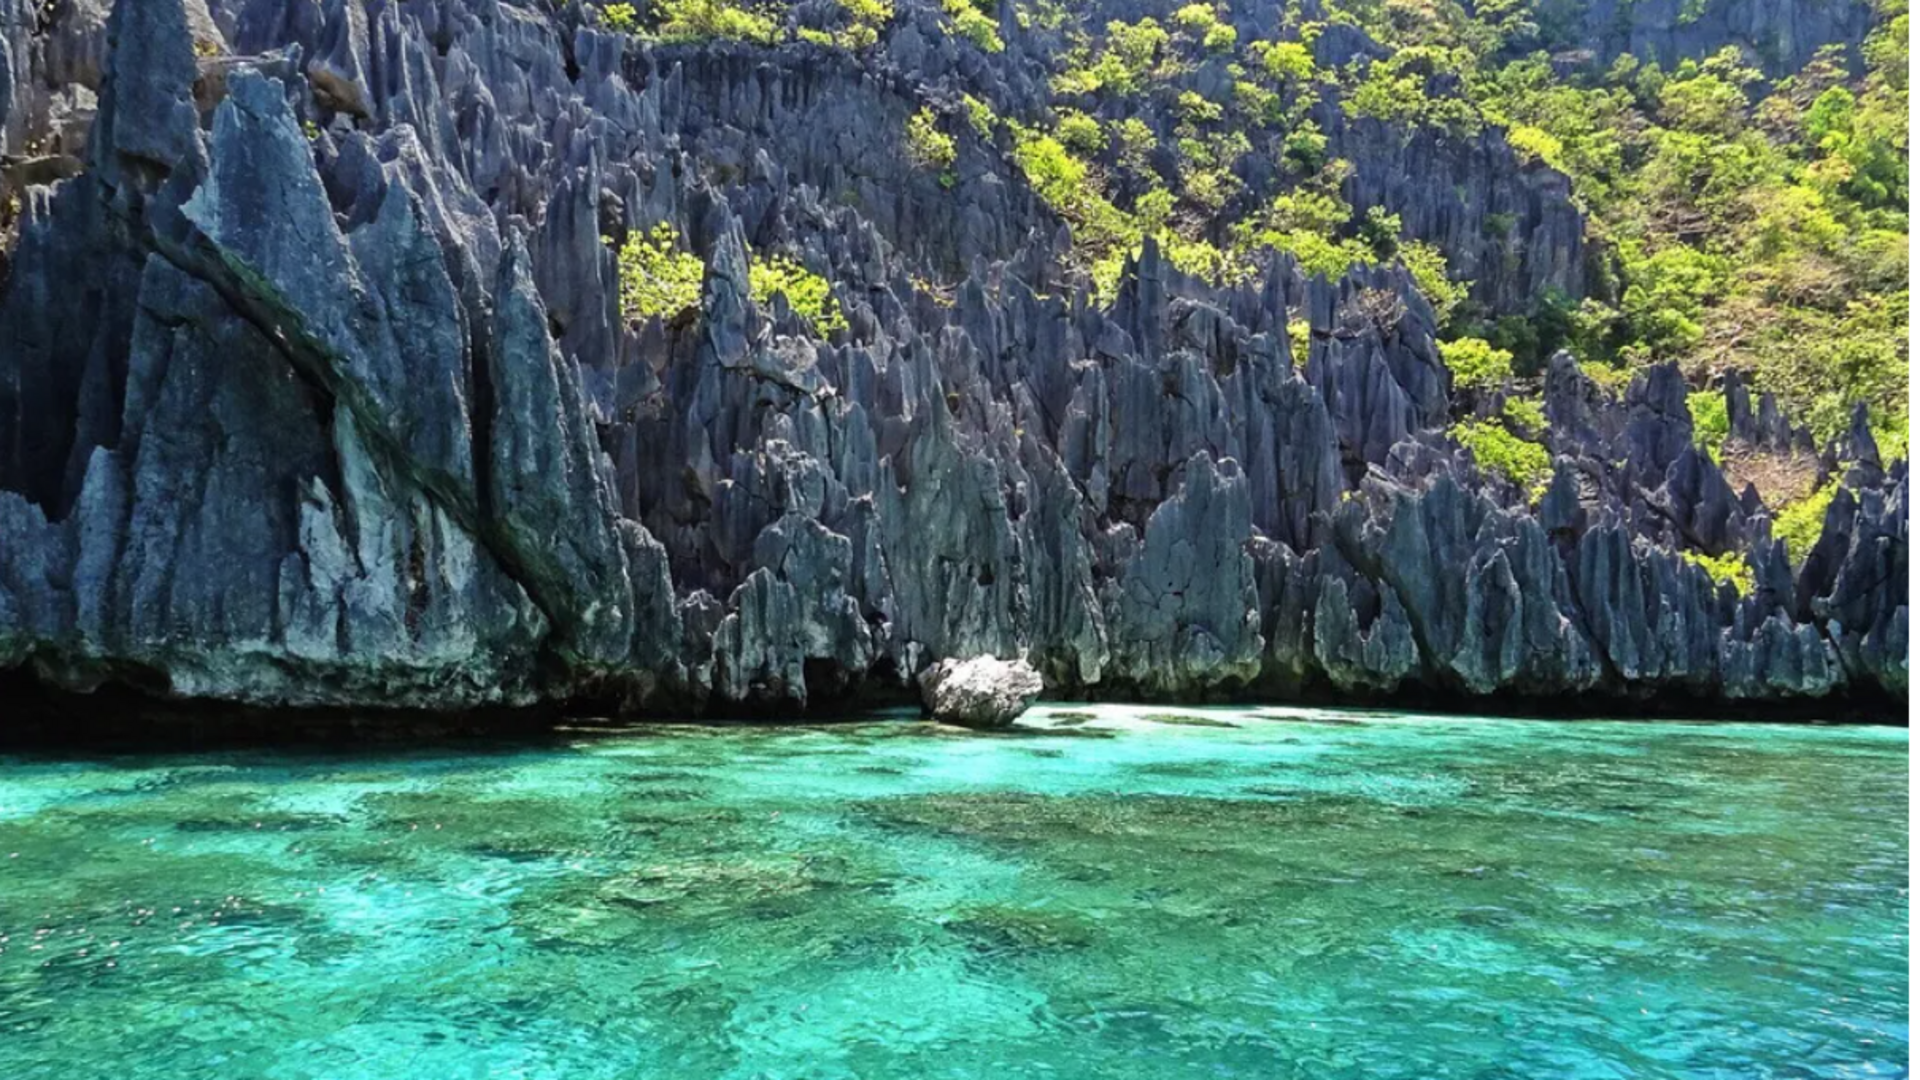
[1450,419,1551,498]
[1772,480,1842,564]
[1280,120,1328,172]
[968,0,1904,461]
[1616,242,1730,360]
[1233,78,1279,120]
[906,107,957,174]
[1344,49,1481,134]
[804,0,892,47]
[1681,550,1753,594]
[653,0,783,44]
[1176,90,1223,124]
[1055,109,1105,155]
[1466,24,1908,445]
[1288,318,1312,359]
[749,254,848,334]
[1580,359,1633,392]
[1401,240,1466,323]
[615,224,706,323]
[1686,388,1729,460]
[1053,18,1170,95]
[962,94,998,138]
[1441,337,1514,391]
[600,2,638,33]
[944,0,1003,52]
[1505,124,1565,171]
[1173,4,1235,51]
[1502,395,1546,437]
[1250,39,1315,83]
[1115,117,1156,172]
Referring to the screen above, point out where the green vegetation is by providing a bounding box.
[962,94,999,138]
[600,2,638,33]
[1415,5,1910,445]
[614,224,705,323]
[615,0,1904,467]
[652,0,783,43]
[1002,0,1909,448]
[1686,387,1730,460]
[1450,418,1551,498]
[1681,550,1754,594]
[1053,18,1171,96]
[1772,480,1842,563]
[1288,318,1312,359]
[801,0,893,47]
[906,107,958,176]
[1501,396,1546,437]
[613,228,845,336]
[749,254,849,334]
[1250,38,1315,83]
[1031,12,1478,317]
[1441,337,1514,391]
[1054,109,1105,155]
[1579,359,1633,391]
[944,0,1004,52]
[1172,4,1236,51]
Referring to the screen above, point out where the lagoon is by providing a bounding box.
[0,706,1905,1079]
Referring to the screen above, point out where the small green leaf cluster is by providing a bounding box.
[615,224,706,324]
[961,94,999,138]
[1054,109,1104,155]
[1440,337,1514,391]
[600,1,638,33]
[942,0,1003,53]
[1680,550,1753,594]
[1343,49,1482,135]
[653,0,783,44]
[799,0,893,48]
[1172,4,1235,52]
[1685,387,1730,461]
[1450,418,1552,498]
[1249,39,1315,83]
[1501,396,1546,437]
[615,228,847,337]
[749,254,849,334]
[906,107,957,173]
[1771,480,1841,565]
[1052,18,1170,96]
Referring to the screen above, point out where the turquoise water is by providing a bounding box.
[0,705,1905,1079]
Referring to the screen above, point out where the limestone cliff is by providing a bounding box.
[0,0,1903,719]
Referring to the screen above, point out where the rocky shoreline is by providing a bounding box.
[0,0,1905,727]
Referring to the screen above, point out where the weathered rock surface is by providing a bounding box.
[918,655,1045,728]
[0,0,1904,723]
[1567,0,1875,76]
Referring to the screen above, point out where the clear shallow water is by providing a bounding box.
[0,705,1905,1080]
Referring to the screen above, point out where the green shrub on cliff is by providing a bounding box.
[1681,550,1753,594]
[1441,337,1513,391]
[1772,480,1842,564]
[653,0,784,44]
[1173,4,1235,51]
[615,225,705,323]
[600,2,638,33]
[907,108,958,173]
[1686,388,1729,460]
[750,254,848,335]
[1451,419,1551,498]
[944,0,1003,52]
[1054,109,1105,155]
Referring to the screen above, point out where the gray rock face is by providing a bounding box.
[0,0,1904,723]
[1568,0,1874,76]
[918,655,1045,728]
